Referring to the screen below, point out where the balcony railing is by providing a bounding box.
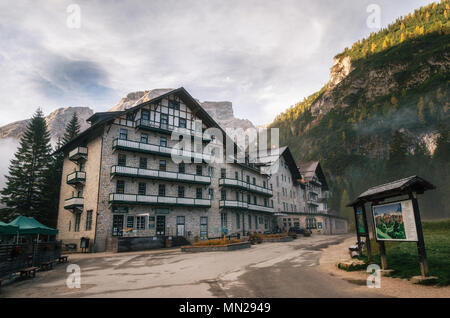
[69,147,88,161]
[248,204,274,213]
[111,165,211,184]
[307,198,319,206]
[219,200,248,210]
[112,138,211,162]
[219,178,273,196]
[64,197,84,210]
[219,200,274,213]
[66,171,86,185]
[109,193,211,207]
[135,119,212,141]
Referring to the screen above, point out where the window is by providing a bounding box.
[221,168,226,178]
[246,175,250,183]
[200,217,208,240]
[169,99,180,110]
[85,210,93,231]
[179,118,186,128]
[74,213,81,232]
[138,182,146,195]
[196,165,202,176]
[160,137,167,147]
[158,184,165,196]
[126,113,133,121]
[264,218,268,229]
[139,157,147,169]
[255,215,258,227]
[276,176,279,187]
[116,180,125,194]
[263,181,266,188]
[140,133,148,143]
[236,213,240,229]
[160,113,168,125]
[235,171,239,179]
[141,110,150,120]
[208,188,214,199]
[252,177,256,185]
[253,196,257,205]
[118,154,126,166]
[221,213,228,234]
[127,215,135,229]
[247,194,251,204]
[221,190,226,200]
[235,191,239,201]
[208,167,214,177]
[248,215,252,229]
[136,216,145,230]
[178,186,185,198]
[178,162,185,173]
[112,215,124,236]
[264,198,268,207]
[196,188,202,199]
[159,160,166,171]
[176,216,185,236]
[119,128,128,140]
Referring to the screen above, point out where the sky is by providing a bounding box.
[0,0,437,127]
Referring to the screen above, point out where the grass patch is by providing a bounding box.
[359,219,450,286]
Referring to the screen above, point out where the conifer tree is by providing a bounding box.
[62,112,81,145]
[0,109,52,222]
[386,130,409,179]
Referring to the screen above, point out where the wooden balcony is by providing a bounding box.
[109,193,211,207]
[66,171,86,185]
[112,138,211,162]
[219,178,273,196]
[64,197,84,210]
[111,165,211,184]
[68,147,88,161]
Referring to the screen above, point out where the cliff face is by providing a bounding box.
[0,107,93,144]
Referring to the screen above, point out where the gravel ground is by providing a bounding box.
[318,237,450,298]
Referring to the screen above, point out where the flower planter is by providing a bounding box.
[181,242,251,253]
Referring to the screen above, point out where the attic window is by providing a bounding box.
[169,100,180,110]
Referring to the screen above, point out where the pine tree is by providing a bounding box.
[0,109,52,222]
[38,138,64,227]
[386,130,409,179]
[339,189,354,230]
[62,112,81,145]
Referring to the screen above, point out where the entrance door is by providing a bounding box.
[112,215,124,236]
[156,215,166,236]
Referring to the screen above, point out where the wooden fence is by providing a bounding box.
[0,241,62,278]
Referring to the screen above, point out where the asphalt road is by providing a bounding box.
[0,234,384,298]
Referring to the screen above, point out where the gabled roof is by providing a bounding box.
[347,176,435,207]
[58,87,248,166]
[298,161,328,190]
[256,146,302,182]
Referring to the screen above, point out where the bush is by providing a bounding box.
[193,238,241,247]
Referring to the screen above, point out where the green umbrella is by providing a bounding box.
[0,221,19,235]
[8,216,58,235]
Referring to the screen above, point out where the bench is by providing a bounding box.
[40,261,53,271]
[19,267,38,278]
[58,256,69,263]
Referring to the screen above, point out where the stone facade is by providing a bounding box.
[56,90,274,252]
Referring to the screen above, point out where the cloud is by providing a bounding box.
[0,0,437,126]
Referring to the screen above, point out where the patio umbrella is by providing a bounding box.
[0,221,19,235]
[8,216,58,236]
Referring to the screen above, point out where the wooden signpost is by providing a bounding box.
[348,176,436,280]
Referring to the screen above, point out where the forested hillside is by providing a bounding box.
[270,1,450,224]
